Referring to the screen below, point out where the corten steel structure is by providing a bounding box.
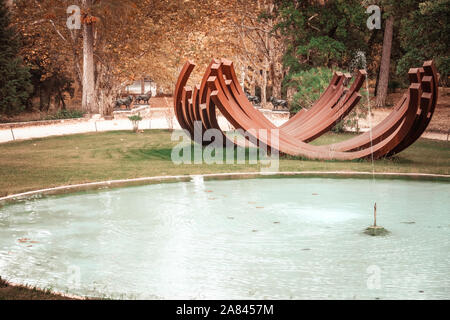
[173,59,439,160]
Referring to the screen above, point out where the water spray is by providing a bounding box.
[353,52,389,236]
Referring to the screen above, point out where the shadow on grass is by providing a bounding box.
[120,143,428,167]
[122,144,271,163]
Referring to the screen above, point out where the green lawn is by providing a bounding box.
[0,129,448,197]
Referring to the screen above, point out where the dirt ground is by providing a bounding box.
[148,96,173,109]
[0,109,55,123]
[423,87,449,133]
[385,86,449,133]
[0,100,82,123]
[0,277,78,300]
[343,87,449,138]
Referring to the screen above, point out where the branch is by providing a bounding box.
[307,13,320,32]
[31,18,67,42]
[237,24,271,34]
[49,19,67,42]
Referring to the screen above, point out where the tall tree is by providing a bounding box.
[275,0,367,70]
[397,0,450,86]
[375,14,394,108]
[81,0,95,113]
[13,0,267,114]
[233,0,285,106]
[0,0,33,116]
[273,0,367,111]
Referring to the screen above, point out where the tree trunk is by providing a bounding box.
[82,0,96,114]
[271,63,282,99]
[374,69,380,96]
[250,72,256,96]
[58,88,66,110]
[267,2,283,99]
[287,86,296,104]
[94,61,115,116]
[262,66,268,107]
[240,64,246,90]
[375,15,394,108]
[39,86,46,111]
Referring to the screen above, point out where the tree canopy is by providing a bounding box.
[1,0,448,117]
[397,0,450,85]
[274,0,368,73]
[0,0,33,115]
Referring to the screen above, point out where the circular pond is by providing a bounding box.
[0,177,449,299]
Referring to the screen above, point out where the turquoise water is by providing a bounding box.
[0,177,449,299]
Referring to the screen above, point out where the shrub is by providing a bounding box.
[331,120,346,133]
[286,67,335,114]
[128,113,143,132]
[388,80,402,93]
[286,67,372,133]
[44,109,85,120]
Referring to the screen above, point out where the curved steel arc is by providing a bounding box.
[173,58,438,160]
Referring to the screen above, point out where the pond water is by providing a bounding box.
[0,177,449,299]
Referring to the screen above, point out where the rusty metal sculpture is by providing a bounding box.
[173,59,438,160]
